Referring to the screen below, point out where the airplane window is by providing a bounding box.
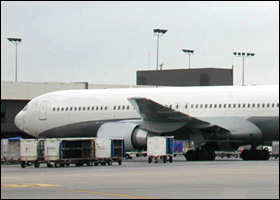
[262,103,265,108]
[209,104,212,108]
[123,106,125,110]
[57,108,60,111]
[87,107,90,111]
[61,108,64,111]
[214,104,217,108]
[272,104,275,108]
[233,104,236,108]
[70,107,73,111]
[248,104,250,108]
[83,107,86,111]
[118,106,121,110]
[74,107,77,111]
[228,104,231,108]
[200,105,203,109]
[267,104,270,108]
[53,108,56,111]
[238,104,241,108]
[219,104,222,108]
[113,106,116,110]
[185,104,188,109]
[127,106,129,110]
[224,104,227,108]
[96,107,99,111]
[205,104,208,109]
[66,107,68,111]
[243,104,246,108]
[191,105,194,109]
[101,107,103,110]
[79,107,81,111]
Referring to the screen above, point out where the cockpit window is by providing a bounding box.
[23,104,29,111]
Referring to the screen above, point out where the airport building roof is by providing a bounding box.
[1,81,151,100]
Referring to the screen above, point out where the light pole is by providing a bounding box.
[154,29,167,71]
[182,49,194,69]
[7,38,22,82]
[233,52,255,86]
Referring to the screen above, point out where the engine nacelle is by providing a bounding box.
[97,122,150,151]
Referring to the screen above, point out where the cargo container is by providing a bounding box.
[147,136,174,163]
[20,139,44,168]
[94,138,124,166]
[59,138,96,167]
[7,137,22,163]
[44,138,63,167]
[1,139,9,164]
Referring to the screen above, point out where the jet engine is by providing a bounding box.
[96,122,151,151]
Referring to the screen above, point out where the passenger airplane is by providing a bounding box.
[15,85,279,161]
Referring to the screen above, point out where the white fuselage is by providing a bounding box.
[15,85,279,141]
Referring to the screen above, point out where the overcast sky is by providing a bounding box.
[1,1,279,86]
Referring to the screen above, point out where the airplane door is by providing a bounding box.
[39,101,49,120]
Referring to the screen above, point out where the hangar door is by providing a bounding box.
[39,101,49,120]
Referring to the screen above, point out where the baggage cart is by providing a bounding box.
[94,138,124,166]
[58,138,96,167]
[147,136,174,164]
[20,139,44,168]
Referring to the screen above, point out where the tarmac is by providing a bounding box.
[1,157,279,199]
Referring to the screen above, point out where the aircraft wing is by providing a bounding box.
[128,98,262,140]
[128,97,211,129]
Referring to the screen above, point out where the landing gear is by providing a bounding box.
[241,148,270,161]
[184,148,216,161]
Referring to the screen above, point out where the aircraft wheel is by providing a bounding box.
[185,150,197,161]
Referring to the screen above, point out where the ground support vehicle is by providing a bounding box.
[147,136,174,164]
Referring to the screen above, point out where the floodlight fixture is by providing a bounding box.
[233,51,256,86]
[182,49,194,69]
[153,28,168,70]
[7,37,22,82]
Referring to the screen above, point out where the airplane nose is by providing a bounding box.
[15,111,25,131]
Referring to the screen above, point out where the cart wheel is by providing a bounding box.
[118,159,122,165]
[34,162,40,168]
[163,157,167,163]
[148,157,153,164]
[55,162,61,168]
[94,162,99,166]
[47,163,53,168]
[87,161,93,166]
[21,162,26,168]
[107,159,113,166]
[169,157,173,163]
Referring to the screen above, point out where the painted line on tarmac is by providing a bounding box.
[43,187,161,199]
[1,184,161,199]
[1,184,59,188]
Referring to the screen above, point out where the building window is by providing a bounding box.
[1,101,6,124]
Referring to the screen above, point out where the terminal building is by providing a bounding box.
[137,68,233,86]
